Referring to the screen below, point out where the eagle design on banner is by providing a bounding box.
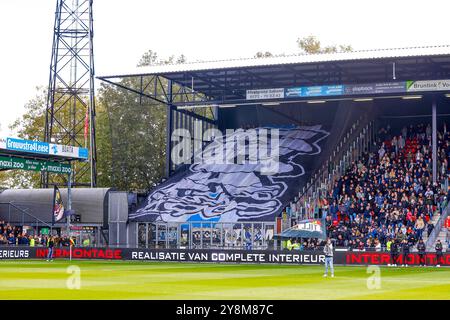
[130,126,329,223]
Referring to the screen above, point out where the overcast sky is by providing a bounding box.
[0,0,449,137]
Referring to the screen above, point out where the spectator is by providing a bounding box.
[320,123,450,251]
[445,215,450,246]
[415,216,425,239]
[427,221,434,237]
[47,236,54,262]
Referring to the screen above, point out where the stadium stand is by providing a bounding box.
[297,122,450,251]
[0,219,74,247]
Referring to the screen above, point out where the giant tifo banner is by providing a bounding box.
[0,136,88,160]
[246,79,450,100]
[130,126,329,223]
[0,247,449,266]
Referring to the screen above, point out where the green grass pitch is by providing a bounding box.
[0,260,449,300]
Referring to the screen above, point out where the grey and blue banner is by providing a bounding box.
[247,79,450,101]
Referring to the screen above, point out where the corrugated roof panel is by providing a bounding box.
[99,45,450,78]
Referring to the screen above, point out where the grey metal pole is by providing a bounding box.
[432,96,437,184]
[67,170,72,261]
[165,80,173,178]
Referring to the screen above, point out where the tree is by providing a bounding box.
[97,49,192,191]
[0,88,48,188]
[0,87,97,189]
[297,35,352,54]
[254,51,274,58]
[0,50,190,191]
[138,50,187,67]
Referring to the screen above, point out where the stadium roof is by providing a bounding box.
[98,45,450,105]
[100,45,450,77]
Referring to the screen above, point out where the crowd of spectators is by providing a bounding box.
[0,220,75,247]
[321,122,450,250]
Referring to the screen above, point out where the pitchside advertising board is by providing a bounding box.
[246,79,450,100]
[0,247,449,266]
[0,137,88,160]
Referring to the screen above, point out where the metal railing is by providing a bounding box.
[136,221,277,250]
[290,116,374,220]
[0,202,53,230]
[426,203,450,251]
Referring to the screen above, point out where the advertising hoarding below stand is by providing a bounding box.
[0,247,449,266]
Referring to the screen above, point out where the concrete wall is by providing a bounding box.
[108,191,129,246]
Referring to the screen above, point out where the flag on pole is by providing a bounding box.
[52,186,65,226]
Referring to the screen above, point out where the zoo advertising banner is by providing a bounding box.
[0,247,449,266]
[0,156,71,174]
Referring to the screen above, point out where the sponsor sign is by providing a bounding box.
[344,81,406,95]
[0,136,88,160]
[246,88,285,100]
[6,137,49,155]
[0,247,448,266]
[286,85,344,98]
[0,156,71,174]
[343,251,450,266]
[406,79,450,92]
[0,248,32,259]
[49,143,88,159]
[247,79,450,101]
[128,249,326,264]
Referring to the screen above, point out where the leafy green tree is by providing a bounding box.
[97,49,192,191]
[0,87,106,189]
[0,88,47,188]
[297,35,352,54]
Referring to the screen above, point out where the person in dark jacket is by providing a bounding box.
[401,239,411,267]
[417,239,427,266]
[427,222,434,237]
[390,239,399,267]
[47,236,54,262]
[435,240,443,267]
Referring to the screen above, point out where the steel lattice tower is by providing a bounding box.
[43,0,97,188]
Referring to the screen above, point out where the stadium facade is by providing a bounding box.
[2,46,450,252]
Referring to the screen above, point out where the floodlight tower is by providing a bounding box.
[42,0,97,188]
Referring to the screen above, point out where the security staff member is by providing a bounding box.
[417,239,426,266]
[390,239,399,267]
[401,239,410,267]
[435,240,443,267]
